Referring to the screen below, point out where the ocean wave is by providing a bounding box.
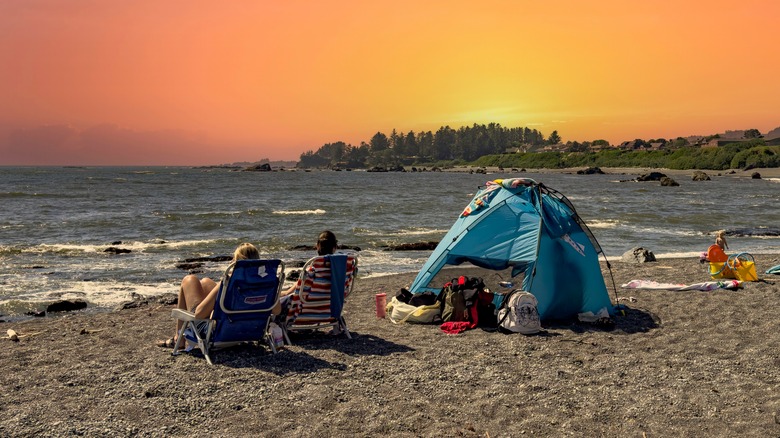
[31,239,222,254]
[352,226,449,237]
[586,220,619,229]
[0,279,177,310]
[272,209,326,215]
[0,191,61,198]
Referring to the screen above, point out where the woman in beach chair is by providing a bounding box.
[156,242,281,348]
[281,230,358,339]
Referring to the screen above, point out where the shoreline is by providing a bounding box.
[442,165,780,179]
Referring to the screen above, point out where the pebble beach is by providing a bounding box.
[2,254,779,437]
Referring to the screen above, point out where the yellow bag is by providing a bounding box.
[709,261,735,279]
[386,296,441,324]
[728,253,758,282]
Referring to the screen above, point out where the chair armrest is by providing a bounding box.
[171,308,197,321]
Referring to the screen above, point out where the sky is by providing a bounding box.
[1,0,779,166]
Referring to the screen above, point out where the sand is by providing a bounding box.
[2,255,780,437]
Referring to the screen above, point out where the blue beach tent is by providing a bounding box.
[408,178,615,320]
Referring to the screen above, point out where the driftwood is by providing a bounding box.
[5,328,45,341]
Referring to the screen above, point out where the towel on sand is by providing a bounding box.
[621,279,742,291]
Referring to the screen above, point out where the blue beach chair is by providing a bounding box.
[283,254,358,341]
[172,258,285,365]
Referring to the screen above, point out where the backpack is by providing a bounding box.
[439,276,484,322]
[476,289,497,330]
[497,290,541,334]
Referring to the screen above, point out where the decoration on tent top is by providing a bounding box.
[461,178,536,217]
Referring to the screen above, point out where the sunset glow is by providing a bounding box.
[2,0,779,165]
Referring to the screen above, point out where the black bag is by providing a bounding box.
[409,291,438,307]
[395,287,413,304]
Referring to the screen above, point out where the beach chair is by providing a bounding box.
[283,254,358,341]
[172,258,285,365]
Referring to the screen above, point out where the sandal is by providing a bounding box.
[156,337,177,348]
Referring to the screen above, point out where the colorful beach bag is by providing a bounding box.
[727,253,758,282]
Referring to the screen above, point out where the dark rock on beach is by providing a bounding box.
[751,172,761,179]
[46,300,88,313]
[622,247,656,263]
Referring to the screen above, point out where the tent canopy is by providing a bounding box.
[409,178,614,320]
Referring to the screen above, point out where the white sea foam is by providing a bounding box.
[0,279,178,308]
[272,209,326,215]
[32,239,221,254]
[586,220,619,229]
[353,227,449,237]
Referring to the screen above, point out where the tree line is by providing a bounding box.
[297,124,779,170]
[298,123,554,168]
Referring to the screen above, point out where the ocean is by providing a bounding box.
[1,166,778,318]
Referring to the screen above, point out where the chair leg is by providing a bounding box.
[172,323,189,356]
[341,317,352,339]
[267,334,278,354]
[281,327,292,346]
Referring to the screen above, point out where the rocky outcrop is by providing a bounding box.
[660,177,679,186]
[577,167,605,175]
[691,171,710,181]
[622,247,656,263]
[243,163,272,171]
[104,247,131,254]
[636,172,667,182]
[381,241,439,251]
[46,300,88,313]
[751,172,762,179]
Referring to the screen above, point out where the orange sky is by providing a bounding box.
[1,0,779,165]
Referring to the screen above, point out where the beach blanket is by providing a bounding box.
[621,279,742,291]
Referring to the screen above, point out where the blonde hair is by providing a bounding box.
[233,242,260,262]
[716,230,726,238]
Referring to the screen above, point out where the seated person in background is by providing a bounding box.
[280,230,338,298]
[715,230,729,251]
[278,230,356,327]
[157,242,276,348]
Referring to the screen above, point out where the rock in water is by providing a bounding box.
[46,300,88,313]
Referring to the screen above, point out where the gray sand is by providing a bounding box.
[2,255,780,437]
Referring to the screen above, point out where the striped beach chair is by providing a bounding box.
[284,254,358,340]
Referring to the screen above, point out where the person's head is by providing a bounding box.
[716,230,726,239]
[316,230,338,255]
[233,242,260,262]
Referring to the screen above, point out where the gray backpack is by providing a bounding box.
[497,290,541,335]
